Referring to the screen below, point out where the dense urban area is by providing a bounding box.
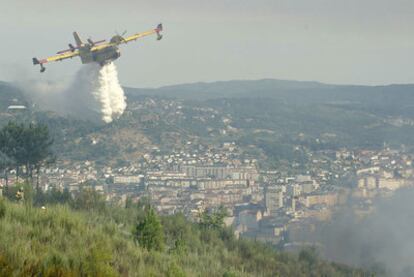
[2,134,412,250]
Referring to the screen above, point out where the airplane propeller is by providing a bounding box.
[111,30,127,44]
[116,30,127,37]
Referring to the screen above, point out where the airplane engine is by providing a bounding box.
[112,50,121,60]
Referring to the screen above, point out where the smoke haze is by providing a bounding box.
[314,188,414,276]
[19,62,126,124]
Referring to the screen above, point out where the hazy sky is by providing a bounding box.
[1,0,413,87]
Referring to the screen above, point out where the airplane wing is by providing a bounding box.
[89,24,163,51]
[90,43,112,52]
[42,51,79,62]
[33,51,79,72]
[120,23,163,44]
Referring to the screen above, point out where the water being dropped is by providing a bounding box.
[63,62,126,123]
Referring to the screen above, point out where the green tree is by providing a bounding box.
[0,122,25,181]
[199,206,228,230]
[23,123,54,187]
[0,122,54,186]
[134,207,164,251]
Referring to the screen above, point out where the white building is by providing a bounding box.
[265,186,284,214]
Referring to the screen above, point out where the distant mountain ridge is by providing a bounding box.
[1,77,414,101]
[124,79,335,100]
[2,77,414,118]
[124,79,414,101]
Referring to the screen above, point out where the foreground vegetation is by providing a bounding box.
[0,195,372,277]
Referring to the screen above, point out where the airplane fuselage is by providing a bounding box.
[78,45,121,66]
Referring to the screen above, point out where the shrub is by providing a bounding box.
[167,262,186,277]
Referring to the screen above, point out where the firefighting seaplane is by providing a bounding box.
[33,23,163,72]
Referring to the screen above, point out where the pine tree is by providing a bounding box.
[0,122,54,186]
[134,208,164,251]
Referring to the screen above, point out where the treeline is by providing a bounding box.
[2,182,104,212]
[0,194,377,276]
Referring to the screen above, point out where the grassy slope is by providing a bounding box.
[0,199,371,277]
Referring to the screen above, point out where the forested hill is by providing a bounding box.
[1,79,414,164]
[124,80,414,153]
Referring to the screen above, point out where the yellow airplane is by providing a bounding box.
[33,23,163,73]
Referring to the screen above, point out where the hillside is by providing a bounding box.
[0,198,371,276]
[1,79,414,165]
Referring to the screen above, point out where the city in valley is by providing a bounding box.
[2,91,413,251]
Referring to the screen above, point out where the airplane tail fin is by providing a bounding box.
[73,32,83,47]
[32,57,46,72]
[156,23,163,40]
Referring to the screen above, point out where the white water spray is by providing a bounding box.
[18,62,127,124]
[63,62,126,123]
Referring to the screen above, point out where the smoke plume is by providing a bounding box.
[312,187,414,276]
[19,62,126,124]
